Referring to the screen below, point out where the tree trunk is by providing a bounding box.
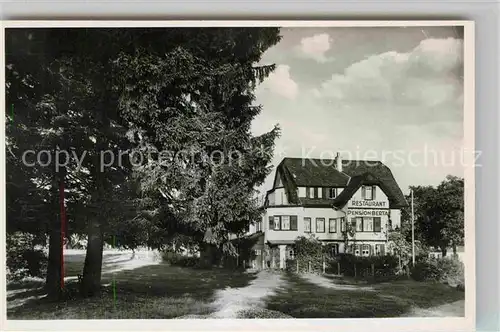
[45,175,63,300]
[80,219,104,297]
[45,225,62,300]
[440,246,447,257]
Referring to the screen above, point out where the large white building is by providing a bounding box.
[249,154,408,270]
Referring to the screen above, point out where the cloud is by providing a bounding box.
[254,32,465,196]
[257,64,298,100]
[298,33,333,63]
[315,37,464,111]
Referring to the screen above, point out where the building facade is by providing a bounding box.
[250,154,408,270]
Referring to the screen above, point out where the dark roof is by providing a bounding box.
[272,157,408,209]
[279,158,349,187]
[299,198,337,207]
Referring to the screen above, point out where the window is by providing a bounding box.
[281,216,290,230]
[364,186,373,200]
[288,249,295,260]
[290,216,298,231]
[350,219,357,231]
[304,217,311,232]
[331,244,339,256]
[273,216,281,230]
[328,188,337,199]
[316,218,325,233]
[355,218,363,232]
[363,217,374,232]
[255,249,261,256]
[329,218,337,233]
[313,187,318,198]
[354,244,361,256]
[362,244,371,257]
[374,217,382,232]
[375,244,385,256]
[362,185,376,200]
[306,187,311,198]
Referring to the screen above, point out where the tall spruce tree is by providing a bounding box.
[115,28,282,262]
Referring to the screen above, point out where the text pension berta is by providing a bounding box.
[346,209,389,217]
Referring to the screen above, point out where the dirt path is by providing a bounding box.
[301,273,374,291]
[404,300,465,317]
[210,270,286,318]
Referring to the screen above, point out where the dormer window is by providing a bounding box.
[328,188,337,199]
[362,185,376,200]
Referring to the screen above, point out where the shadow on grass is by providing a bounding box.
[265,273,464,318]
[7,279,45,291]
[7,287,46,302]
[103,264,258,300]
[8,264,258,319]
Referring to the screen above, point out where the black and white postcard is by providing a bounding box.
[1,21,475,332]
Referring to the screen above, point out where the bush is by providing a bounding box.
[411,256,464,287]
[161,251,200,268]
[293,235,325,274]
[410,260,442,281]
[7,232,47,281]
[438,257,465,287]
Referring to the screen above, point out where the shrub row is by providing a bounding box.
[410,256,464,288]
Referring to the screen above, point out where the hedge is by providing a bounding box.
[329,254,399,278]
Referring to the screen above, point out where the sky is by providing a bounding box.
[251,26,465,196]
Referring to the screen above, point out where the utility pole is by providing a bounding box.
[411,189,415,266]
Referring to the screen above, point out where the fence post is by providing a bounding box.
[308,261,311,273]
[337,262,341,276]
[322,260,326,274]
[354,263,357,277]
[371,263,375,278]
[296,260,299,273]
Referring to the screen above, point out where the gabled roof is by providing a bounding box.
[277,158,349,187]
[341,160,408,208]
[271,157,408,209]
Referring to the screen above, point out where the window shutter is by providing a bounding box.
[380,244,385,255]
[268,216,273,230]
[374,217,381,232]
[290,216,298,230]
[314,187,318,198]
[373,186,377,200]
[361,186,366,199]
[322,187,327,199]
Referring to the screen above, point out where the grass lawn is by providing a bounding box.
[7,263,257,319]
[265,273,465,318]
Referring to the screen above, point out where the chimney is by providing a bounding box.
[335,152,343,172]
